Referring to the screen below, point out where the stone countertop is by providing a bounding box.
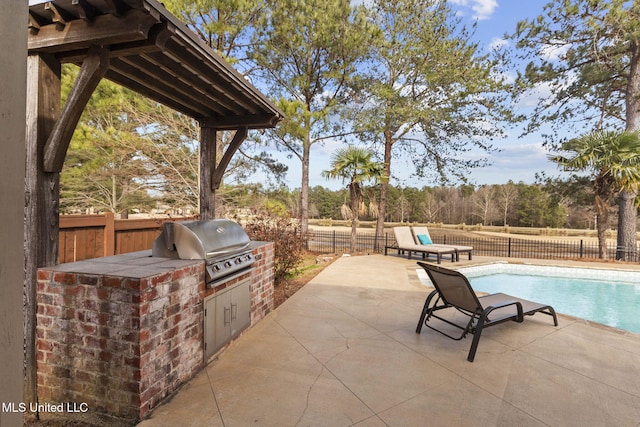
[40,250,203,279]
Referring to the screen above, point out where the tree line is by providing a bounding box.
[229,177,609,231]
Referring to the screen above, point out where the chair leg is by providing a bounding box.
[467,312,489,362]
[416,290,438,333]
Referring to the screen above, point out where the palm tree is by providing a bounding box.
[322,146,384,253]
[549,130,640,259]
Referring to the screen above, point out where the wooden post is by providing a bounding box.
[200,126,216,220]
[24,52,61,407]
[104,212,116,256]
[0,2,27,424]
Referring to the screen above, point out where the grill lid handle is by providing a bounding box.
[205,242,251,258]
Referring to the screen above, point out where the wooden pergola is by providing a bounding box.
[25,0,282,403]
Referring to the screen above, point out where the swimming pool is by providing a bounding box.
[417,263,640,334]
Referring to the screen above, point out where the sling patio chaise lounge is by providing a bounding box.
[385,227,456,264]
[412,226,473,261]
[415,261,558,362]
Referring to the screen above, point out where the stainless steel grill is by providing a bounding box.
[152,219,255,284]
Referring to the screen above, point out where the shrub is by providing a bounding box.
[241,213,305,285]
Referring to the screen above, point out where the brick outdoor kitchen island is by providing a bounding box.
[36,242,274,424]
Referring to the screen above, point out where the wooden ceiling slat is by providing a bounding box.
[45,2,78,26]
[107,59,217,118]
[142,51,243,115]
[163,37,262,115]
[103,0,125,16]
[115,55,228,116]
[72,0,99,22]
[28,13,41,33]
[103,70,207,119]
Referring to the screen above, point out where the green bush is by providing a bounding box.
[242,213,305,285]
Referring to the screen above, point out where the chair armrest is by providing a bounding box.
[483,300,524,323]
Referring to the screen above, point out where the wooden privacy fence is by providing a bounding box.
[58,213,191,263]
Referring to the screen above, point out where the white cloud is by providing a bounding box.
[450,0,499,21]
[540,41,570,61]
[471,0,499,20]
[516,82,554,108]
[489,37,509,51]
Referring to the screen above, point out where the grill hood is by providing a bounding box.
[152,219,251,260]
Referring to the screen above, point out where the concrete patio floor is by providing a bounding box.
[138,254,640,427]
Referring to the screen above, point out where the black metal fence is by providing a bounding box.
[305,229,639,261]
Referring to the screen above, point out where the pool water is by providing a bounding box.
[469,273,640,334]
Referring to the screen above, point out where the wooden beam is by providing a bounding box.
[58,24,172,63]
[103,0,125,16]
[72,0,100,22]
[201,113,281,129]
[25,52,62,408]
[211,127,248,190]
[28,13,41,33]
[44,2,68,28]
[43,46,110,172]
[200,127,217,220]
[28,9,159,53]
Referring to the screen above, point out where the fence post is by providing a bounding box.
[104,212,115,256]
[508,237,511,258]
[332,230,336,254]
[580,240,583,258]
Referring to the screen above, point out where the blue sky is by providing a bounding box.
[256,0,571,191]
[444,0,558,186]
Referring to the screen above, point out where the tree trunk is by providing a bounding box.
[619,41,640,260]
[349,183,358,253]
[300,134,311,235]
[595,195,609,259]
[374,132,393,251]
[616,189,637,261]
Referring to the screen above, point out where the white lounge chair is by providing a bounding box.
[385,227,456,264]
[412,226,472,261]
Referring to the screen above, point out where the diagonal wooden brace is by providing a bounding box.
[210,127,248,190]
[43,46,109,172]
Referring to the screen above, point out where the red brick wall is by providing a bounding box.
[36,242,274,423]
[250,241,275,325]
